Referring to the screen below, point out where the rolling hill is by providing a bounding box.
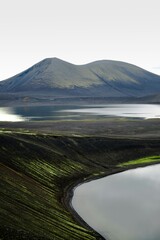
[0,58,160,103]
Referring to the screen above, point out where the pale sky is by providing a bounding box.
[0,0,160,80]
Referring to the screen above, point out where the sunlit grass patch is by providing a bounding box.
[118,156,160,167]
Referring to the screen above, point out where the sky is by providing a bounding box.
[0,0,160,80]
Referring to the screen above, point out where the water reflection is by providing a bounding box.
[0,107,27,122]
[64,104,160,119]
[72,164,160,240]
[0,104,160,121]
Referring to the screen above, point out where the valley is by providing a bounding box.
[0,58,160,239]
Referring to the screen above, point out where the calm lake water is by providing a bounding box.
[0,104,160,121]
[72,164,160,240]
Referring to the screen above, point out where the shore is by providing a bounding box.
[0,119,160,239]
[0,117,160,138]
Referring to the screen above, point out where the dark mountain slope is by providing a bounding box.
[0,58,160,98]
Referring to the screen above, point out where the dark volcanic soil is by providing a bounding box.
[0,118,160,240]
[0,118,160,138]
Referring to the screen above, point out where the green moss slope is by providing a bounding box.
[118,156,160,167]
[0,131,160,240]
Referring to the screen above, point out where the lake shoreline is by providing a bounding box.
[0,117,160,139]
[1,96,160,107]
[64,161,160,240]
[1,122,160,239]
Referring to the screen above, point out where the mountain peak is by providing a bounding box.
[0,58,160,99]
[39,57,73,66]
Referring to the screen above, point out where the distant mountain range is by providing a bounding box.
[0,58,160,104]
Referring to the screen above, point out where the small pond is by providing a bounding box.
[72,164,160,240]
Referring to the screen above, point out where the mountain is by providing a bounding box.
[0,58,160,100]
[134,93,160,103]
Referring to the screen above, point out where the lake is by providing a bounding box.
[72,164,160,240]
[0,104,160,121]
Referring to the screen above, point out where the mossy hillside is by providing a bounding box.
[0,133,98,240]
[1,131,160,240]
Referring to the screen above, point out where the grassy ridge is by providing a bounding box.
[0,132,99,240]
[1,131,160,240]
